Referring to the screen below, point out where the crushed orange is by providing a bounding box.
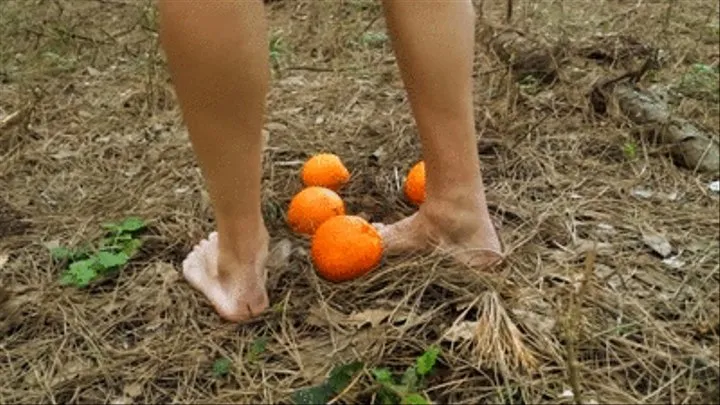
[287,186,345,235]
[301,153,350,191]
[404,161,425,205]
[311,215,383,282]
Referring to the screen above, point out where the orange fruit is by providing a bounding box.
[301,153,351,191]
[311,215,383,282]
[404,161,425,205]
[287,186,345,235]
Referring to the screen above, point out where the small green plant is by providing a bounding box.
[212,357,232,378]
[371,345,440,405]
[361,31,388,47]
[271,301,285,313]
[623,141,638,160]
[247,337,268,363]
[269,31,285,66]
[292,361,364,404]
[676,63,719,103]
[518,74,542,95]
[51,217,146,288]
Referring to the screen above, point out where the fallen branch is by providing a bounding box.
[490,29,720,174]
[612,84,719,173]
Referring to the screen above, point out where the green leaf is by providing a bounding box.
[401,366,418,390]
[59,271,76,286]
[118,217,146,232]
[327,361,364,393]
[114,233,134,241]
[102,217,145,234]
[65,258,99,287]
[291,384,334,405]
[96,251,129,269]
[623,142,637,160]
[248,337,267,360]
[291,361,364,404]
[402,393,429,405]
[212,357,232,377]
[416,346,440,376]
[361,31,388,46]
[121,238,143,257]
[271,301,284,313]
[372,368,394,384]
[692,63,716,74]
[50,247,74,260]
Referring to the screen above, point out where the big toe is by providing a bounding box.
[182,233,218,283]
[182,248,205,288]
[374,216,424,255]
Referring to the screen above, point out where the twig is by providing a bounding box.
[358,11,382,38]
[506,111,554,151]
[595,50,657,90]
[472,66,507,78]
[0,111,24,131]
[505,0,513,24]
[284,65,344,73]
[565,245,597,405]
[23,27,112,46]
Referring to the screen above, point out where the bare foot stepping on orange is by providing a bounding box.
[374,203,504,270]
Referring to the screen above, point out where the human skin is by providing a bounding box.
[157,0,502,322]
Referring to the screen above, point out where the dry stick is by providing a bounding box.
[506,111,554,151]
[0,110,24,131]
[565,245,597,405]
[505,0,513,24]
[358,11,382,38]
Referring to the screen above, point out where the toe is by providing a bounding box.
[378,216,425,255]
[182,247,200,271]
[182,251,205,287]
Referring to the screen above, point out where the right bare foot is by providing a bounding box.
[374,192,504,270]
[182,231,270,322]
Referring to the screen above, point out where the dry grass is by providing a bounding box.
[1,0,719,403]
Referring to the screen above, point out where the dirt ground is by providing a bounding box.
[1,0,719,404]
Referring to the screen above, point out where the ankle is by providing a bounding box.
[217,219,269,261]
[421,196,487,239]
[426,179,487,210]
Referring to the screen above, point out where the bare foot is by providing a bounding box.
[375,199,503,269]
[182,231,269,322]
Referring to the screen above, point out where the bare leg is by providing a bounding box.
[378,0,503,268]
[158,0,269,321]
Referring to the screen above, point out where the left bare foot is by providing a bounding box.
[374,197,503,270]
